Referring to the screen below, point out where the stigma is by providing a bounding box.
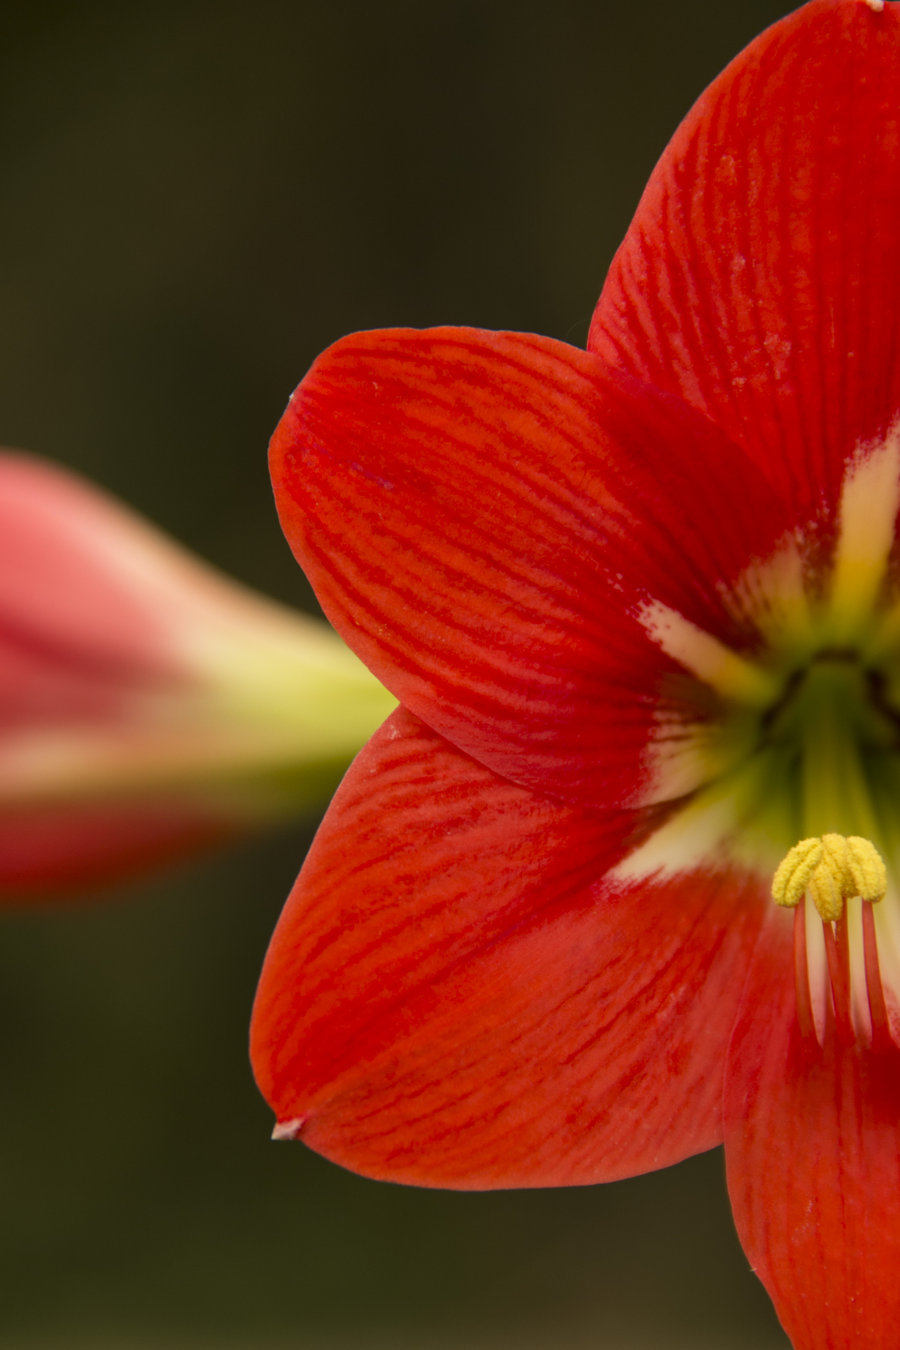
[772,834,894,1048]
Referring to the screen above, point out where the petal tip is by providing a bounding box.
[271,1116,306,1142]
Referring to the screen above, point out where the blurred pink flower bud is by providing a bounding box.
[0,451,395,895]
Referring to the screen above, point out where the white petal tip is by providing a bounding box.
[863,0,885,12]
[271,1116,306,1141]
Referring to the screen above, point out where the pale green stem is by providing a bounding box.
[800,664,880,841]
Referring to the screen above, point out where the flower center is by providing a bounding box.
[624,641,900,886]
[757,651,900,846]
[618,434,900,1045]
[630,434,900,865]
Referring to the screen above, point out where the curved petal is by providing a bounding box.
[590,0,900,517]
[724,916,900,1350]
[270,327,787,808]
[251,707,770,1189]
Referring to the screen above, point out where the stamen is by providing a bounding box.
[792,907,815,1041]
[828,914,856,1042]
[809,837,845,923]
[772,833,886,922]
[844,834,888,902]
[862,901,891,1048]
[774,835,890,1046]
[772,837,823,909]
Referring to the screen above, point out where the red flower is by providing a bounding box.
[251,3,900,1346]
[0,452,393,894]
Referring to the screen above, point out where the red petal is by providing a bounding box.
[724,917,900,1350]
[590,0,900,516]
[251,707,769,1188]
[271,327,784,808]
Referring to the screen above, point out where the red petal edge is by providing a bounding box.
[271,326,788,809]
[590,0,900,518]
[725,916,900,1350]
[252,706,770,1188]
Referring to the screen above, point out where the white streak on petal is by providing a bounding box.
[727,534,815,657]
[637,720,729,803]
[830,423,900,639]
[638,600,778,705]
[614,753,786,884]
[611,791,740,882]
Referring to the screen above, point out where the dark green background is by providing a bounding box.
[0,3,795,1346]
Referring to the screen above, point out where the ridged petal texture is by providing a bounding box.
[252,708,769,1188]
[590,0,900,518]
[725,921,900,1350]
[271,328,783,809]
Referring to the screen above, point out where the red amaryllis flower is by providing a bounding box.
[0,452,393,894]
[251,2,900,1345]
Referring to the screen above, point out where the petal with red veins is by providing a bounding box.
[271,327,787,808]
[590,0,900,517]
[251,707,770,1189]
[724,917,900,1350]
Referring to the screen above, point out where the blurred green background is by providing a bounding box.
[0,2,795,1347]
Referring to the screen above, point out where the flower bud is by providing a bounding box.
[0,452,395,894]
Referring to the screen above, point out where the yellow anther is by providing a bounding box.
[808,849,846,923]
[845,835,887,903]
[772,837,824,909]
[772,834,887,923]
